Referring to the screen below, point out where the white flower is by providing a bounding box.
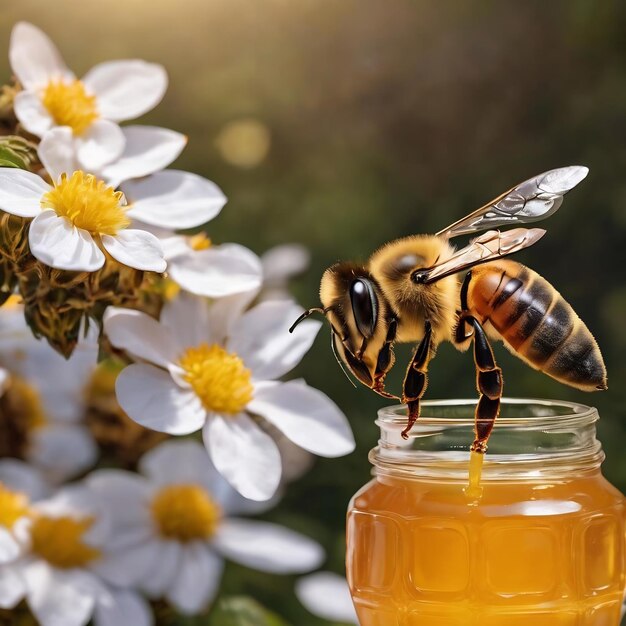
[40,125,187,189]
[0,302,99,482]
[0,167,166,272]
[88,439,324,615]
[0,483,153,626]
[10,22,167,171]
[296,572,358,624]
[260,244,311,302]
[104,293,355,500]
[0,459,48,564]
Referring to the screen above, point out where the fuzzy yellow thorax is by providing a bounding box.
[151,484,221,541]
[41,172,130,235]
[31,515,101,568]
[41,80,98,135]
[0,484,30,528]
[179,344,253,414]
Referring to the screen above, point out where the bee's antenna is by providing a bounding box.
[289,307,325,333]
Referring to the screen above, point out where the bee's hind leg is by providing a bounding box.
[401,321,433,440]
[458,314,503,453]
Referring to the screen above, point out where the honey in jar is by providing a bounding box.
[347,399,626,625]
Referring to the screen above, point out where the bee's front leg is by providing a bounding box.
[401,321,433,439]
[372,318,399,400]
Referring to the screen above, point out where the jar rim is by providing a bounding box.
[377,397,597,429]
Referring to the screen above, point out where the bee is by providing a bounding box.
[290,166,607,453]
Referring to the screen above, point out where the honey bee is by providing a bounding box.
[290,167,607,453]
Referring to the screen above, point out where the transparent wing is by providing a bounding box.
[437,166,588,238]
[415,228,546,284]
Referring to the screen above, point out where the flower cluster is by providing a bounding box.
[0,22,355,625]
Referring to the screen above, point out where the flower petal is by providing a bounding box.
[296,572,358,623]
[38,127,76,182]
[206,290,259,345]
[166,544,223,616]
[261,244,310,284]
[82,60,167,122]
[0,168,48,218]
[0,564,26,609]
[13,91,54,137]
[95,589,154,626]
[0,458,48,500]
[23,562,99,626]
[98,126,187,188]
[9,22,73,90]
[249,381,355,457]
[104,307,179,368]
[29,211,105,271]
[27,425,98,481]
[0,529,21,564]
[228,301,321,380]
[75,119,125,171]
[159,292,213,350]
[203,413,281,501]
[101,229,166,272]
[115,363,206,435]
[168,243,262,298]
[123,170,226,229]
[214,519,324,574]
[92,539,160,588]
[140,541,182,598]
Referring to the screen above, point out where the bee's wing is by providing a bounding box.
[417,228,545,284]
[437,166,588,238]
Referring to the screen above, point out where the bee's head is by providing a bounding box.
[290,262,394,389]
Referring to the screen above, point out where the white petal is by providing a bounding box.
[169,243,263,298]
[203,414,281,501]
[93,540,160,588]
[296,572,358,623]
[103,307,178,368]
[0,458,48,500]
[206,289,259,344]
[29,211,105,271]
[75,119,125,171]
[214,519,324,574]
[167,544,222,616]
[123,170,226,229]
[249,381,355,457]
[0,565,26,609]
[261,244,310,284]
[13,91,54,137]
[27,425,98,481]
[95,589,154,626]
[98,126,187,188]
[228,301,321,380]
[38,127,76,182]
[0,168,48,218]
[101,229,166,273]
[159,292,212,350]
[0,529,21,564]
[9,22,73,90]
[86,469,152,528]
[116,363,206,435]
[140,540,182,597]
[82,61,167,122]
[24,563,98,626]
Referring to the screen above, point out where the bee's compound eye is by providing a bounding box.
[350,279,378,338]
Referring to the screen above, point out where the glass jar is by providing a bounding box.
[346,399,626,626]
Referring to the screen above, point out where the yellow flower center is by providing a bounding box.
[151,484,220,541]
[0,484,30,528]
[41,80,98,135]
[9,378,47,430]
[31,515,101,568]
[41,172,130,236]
[179,344,253,415]
[189,233,212,251]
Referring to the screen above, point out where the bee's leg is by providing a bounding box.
[372,318,399,400]
[464,315,503,453]
[400,321,433,439]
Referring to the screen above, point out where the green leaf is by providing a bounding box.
[208,596,291,626]
[0,136,37,169]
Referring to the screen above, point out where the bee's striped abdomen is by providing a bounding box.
[466,260,607,391]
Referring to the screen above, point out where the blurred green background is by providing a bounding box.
[2,1,626,623]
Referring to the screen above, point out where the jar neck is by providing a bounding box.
[371,399,604,481]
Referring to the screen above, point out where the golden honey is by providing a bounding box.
[347,400,626,625]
